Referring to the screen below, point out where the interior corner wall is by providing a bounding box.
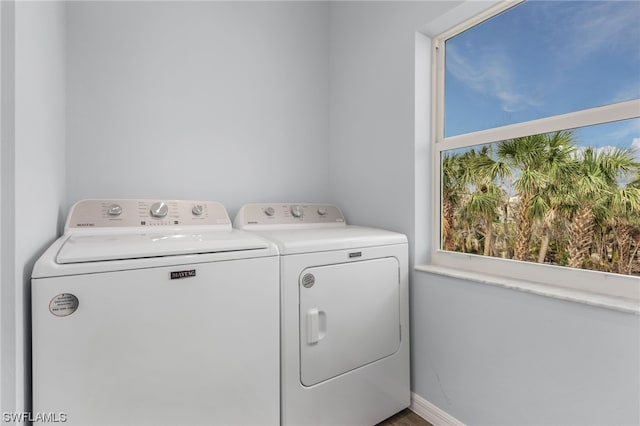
[326,0,466,241]
[328,1,457,237]
[65,1,331,219]
[1,0,66,418]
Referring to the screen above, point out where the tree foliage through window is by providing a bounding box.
[441,129,640,276]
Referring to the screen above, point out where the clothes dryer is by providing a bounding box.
[32,199,279,425]
[234,203,410,426]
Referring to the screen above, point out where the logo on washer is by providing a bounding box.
[301,273,315,288]
[49,293,79,317]
[170,269,196,280]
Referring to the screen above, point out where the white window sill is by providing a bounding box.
[415,264,640,315]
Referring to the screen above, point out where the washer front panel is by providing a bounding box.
[32,257,280,425]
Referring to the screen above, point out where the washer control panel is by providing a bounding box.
[234,203,345,228]
[66,199,231,232]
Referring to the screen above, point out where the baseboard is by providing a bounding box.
[410,392,465,426]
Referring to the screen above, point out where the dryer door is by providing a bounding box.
[299,257,400,386]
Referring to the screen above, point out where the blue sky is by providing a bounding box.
[445,0,640,157]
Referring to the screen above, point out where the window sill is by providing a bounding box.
[415,264,640,315]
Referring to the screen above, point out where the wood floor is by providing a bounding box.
[376,409,433,426]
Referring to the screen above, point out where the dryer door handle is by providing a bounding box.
[306,308,327,345]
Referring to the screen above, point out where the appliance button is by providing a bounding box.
[150,202,169,218]
[192,204,204,216]
[290,205,304,218]
[107,204,122,216]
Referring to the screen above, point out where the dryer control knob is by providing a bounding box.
[150,202,169,218]
[264,207,275,217]
[107,204,122,216]
[317,207,327,216]
[290,205,304,218]
[192,204,204,216]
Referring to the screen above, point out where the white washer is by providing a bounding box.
[234,203,410,426]
[32,199,280,425]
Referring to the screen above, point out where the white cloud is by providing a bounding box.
[445,1,638,122]
[610,82,640,105]
[601,120,640,144]
[563,1,640,60]
[446,45,542,114]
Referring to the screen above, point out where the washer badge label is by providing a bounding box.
[301,273,315,288]
[49,293,79,317]
[170,269,196,280]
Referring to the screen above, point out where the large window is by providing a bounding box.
[432,0,640,301]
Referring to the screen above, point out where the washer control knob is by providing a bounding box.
[290,205,304,218]
[107,204,122,216]
[264,207,275,217]
[150,202,169,218]
[317,207,327,216]
[192,204,204,216]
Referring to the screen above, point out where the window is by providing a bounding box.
[432,0,640,302]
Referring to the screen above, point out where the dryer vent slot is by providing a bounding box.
[348,251,362,258]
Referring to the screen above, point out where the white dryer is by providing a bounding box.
[234,203,410,426]
[32,199,280,425]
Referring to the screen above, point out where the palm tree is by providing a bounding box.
[536,208,558,263]
[608,188,640,274]
[461,146,510,256]
[602,151,640,274]
[441,152,468,251]
[565,147,638,269]
[497,131,576,261]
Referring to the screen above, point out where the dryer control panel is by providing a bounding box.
[65,199,231,233]
[234,203,345,229]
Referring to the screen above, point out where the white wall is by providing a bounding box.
[66,1,330,217]
[328,1,640,425]
[1,0,66,417]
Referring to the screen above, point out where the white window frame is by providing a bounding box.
[429,0,640,306]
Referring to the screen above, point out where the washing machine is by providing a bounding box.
[31,199,280,425]
[234,203,410,426]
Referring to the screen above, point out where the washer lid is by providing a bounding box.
[56,231,269,264]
